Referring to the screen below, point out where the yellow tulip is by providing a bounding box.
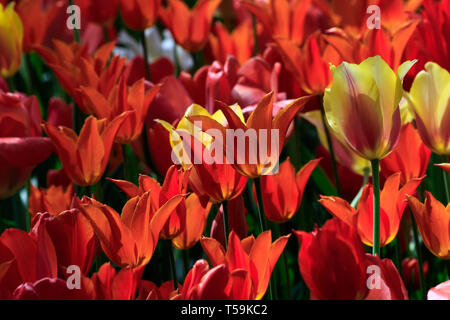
[405,62,450,155]
[323,56,416,160]
[0,3,23,78]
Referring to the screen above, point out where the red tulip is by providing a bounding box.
[0,92,53,199]
[12,277,92,300]
[138,280,180,300]
[119,0,160,31]
[201,230,289,299]
[28,184,73,218]
[260,157,320,223]
[402,257,429,290]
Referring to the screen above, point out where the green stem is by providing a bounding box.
[6,77,14,92]
[222,201,229,251]
[254,178,267,232]
[371,159,381,256]
[275,223,292,299]
[182,249,190,278]
[254,177,273,300]
[252,15,259,56]
[440,154,450,203]
[167,240,179,290]
[140,31,151,81]
[318,95,341,196]
[69,0,81,43]
[410,209,426,299]
[172,44,181,76]
[121,144,130,181]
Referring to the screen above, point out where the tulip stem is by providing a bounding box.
[254,177,273,300]
[410,209,426,299]
[68,0,81,43]
[275,223,292,299]
[6,77,14,92]
[121,144,130,181]
[173,43,181,76]
[252,15,259,56]
[167,240,179,290]
[182,249,190,278]
[254,178,267,232]
[222,201,229,251]
[371,159,381,257]
[318,95,341,196]
[140,31,151,81]
[440,155,450,204]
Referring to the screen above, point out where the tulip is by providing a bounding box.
[43,114,129,186]
[259,157,320,223]
[28,184,73,218]
[0,3,23,78]
[0,93,53,199]
[15,0,58,52]
[188,92,313,178]
[81,77,160,144]
[201,230,290,300]
[274,36,334,95]
[320,173,422,247]
[428,280,450,300]
[402,257,429,290]
[160,0,222,52]
[159,104,248,204]
[36,41,125,113]
[294,218,408,300]
[78,0,118,26]
[88,263,143,300]
[241,0,311,45]
[436,163,450,174]
[324,55,415,256]
[31,210,96,275]
[405,62,450,155]
[119,0,160,31]
[380,123,431,185]
[407,192,450,260]
[110,165,190,240]
[324,56,415,160]
[209,20,254,65]
[12,278,92,300]
[179,259,252,300]
[138,280,180,300]
[77,193,183,268]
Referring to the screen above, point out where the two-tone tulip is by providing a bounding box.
[405,62,450,155]
[323,56,415,160]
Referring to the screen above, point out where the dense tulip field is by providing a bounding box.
[0,0,449,301]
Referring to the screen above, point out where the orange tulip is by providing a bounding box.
[43,114,129,186]
[241,0,311,45]
[201,230,290,300]
[119,0,160,31]
[77,193,183,268]
[380,123,431,185]
[408,192,450,260]
[260,157,320,223]
[28,184,73,218]
[320,173,422,247]
[109,165,190,240]
[15,0,58,52]
[36,41,125,113]
[274,36,336,95]
[81,78,160,144]
[188,92,313,178]
[208,20,254,65]
[160,0,222,52]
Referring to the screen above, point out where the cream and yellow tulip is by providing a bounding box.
[0,3,23,78]
[405,62,450,155]
[323,56,416,160]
